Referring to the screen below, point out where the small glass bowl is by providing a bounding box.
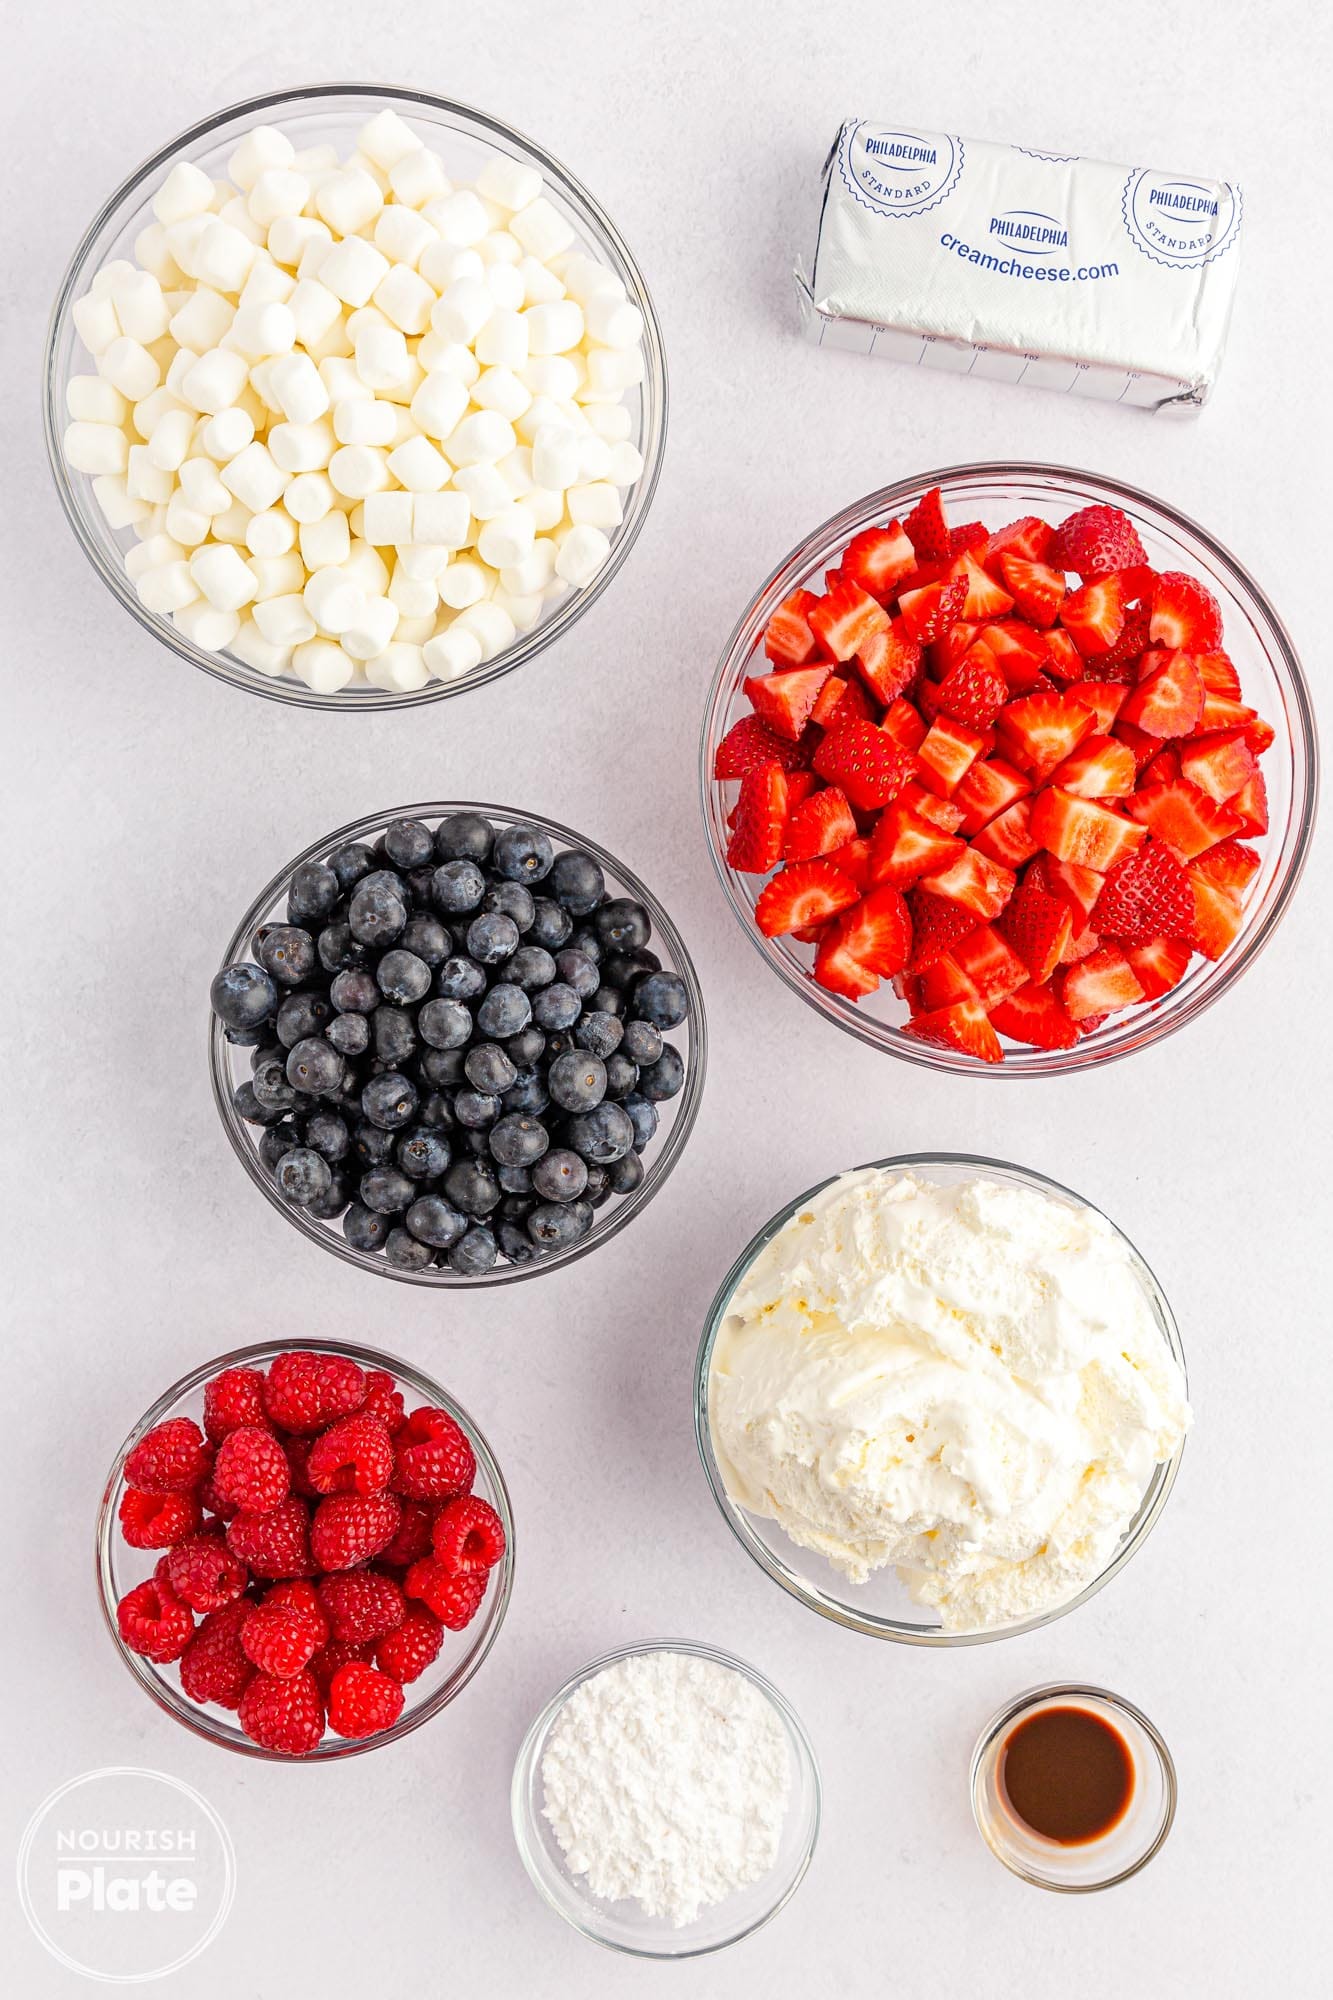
[971,1684,1177,1891]
[44,84,667,710]
[510,1638,820,1957]
[95,1338,514,1761]
[700,464,1318,1073]
[695,1153,1187,1646]
[210,801,706,1286]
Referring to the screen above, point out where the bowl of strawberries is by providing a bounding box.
[701,465,1317,1070]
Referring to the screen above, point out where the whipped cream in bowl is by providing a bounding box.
[695,1156,1190,1646]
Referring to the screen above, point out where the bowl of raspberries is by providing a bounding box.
[97,1342,513,1758]
[210,802,704,1277]
[702,465,1317,1070]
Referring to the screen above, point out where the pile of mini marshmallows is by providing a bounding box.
[62,110,648,694]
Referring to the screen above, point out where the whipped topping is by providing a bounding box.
[708,1168,1190,1631]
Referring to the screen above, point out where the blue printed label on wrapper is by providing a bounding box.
[1121,171,1243,269]
[837,122,964,220]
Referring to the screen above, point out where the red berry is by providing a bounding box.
[226,1495,313,1578]
[377,1499,436,1569]
[317,1570,406,1646]
[405,1558,487,1629]
[308,1637,375,1693]
[1049,504,1147,579]
[125,1417,211,1495]
[180,1601,254,1709]
[164,1531,248,1612]
[240,1601,322,1680]
[361,1370,407,1436]
[119,1487,202,1550]
[307,1413,395,1496]
[327,1661,406,1740]
[391,1407,476,1502]
[262,1351,366,1434]
[202,1367,269,1444]
[263,1578,329,1641]
[116,1578,194,1663]
[374,1607,444,1684]
[310,1493,400,1571]
[238,1668,325,1755]
[211,1425,291,1514]
[430,1496,506,1574]
[282,1433,319,1497]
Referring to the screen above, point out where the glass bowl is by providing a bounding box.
[44,84,667,710]
[695,1153,1187,1646]
[971,1683,1177,1891]
[210,800,706,1286]
[510,1638,820,1957]
[95,1338,514,1761]
[700,464,1318,1073]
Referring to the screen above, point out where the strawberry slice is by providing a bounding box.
[899,576,969,645]
[1198,691,1257,734]
[917,955,980,1009]
[726,762,789,872]
[1048,734,1136,798]
[1244,716,1276,755]
[868,804,965,887]
[856,620,922,705]
[902,999,1003,1064]
[825,836,874,890]
[999,555,1066,625]
[1050,504,1147,579]
[905,889,983,972]
[1060,922,1101,965]
[999,691,1096,781]
[916,715,988,797]
[950,924,1030,1005]
[882,697,928,752]
[951,551,1014,620]
[975,622,1049,693]
[1151,571,1224,650]
[783,786,857,860]
[825,885,913,977]
[755,859,859,937]
[808,578,890,663]
[1030,789,1146,872]
[1125,779,1243,859]
[1116,650,1204,739]
[971,796,1040,869]
[901,782,966,832]
[813,719,914,811]
[1195,649,1242,697]
[998,876,1074,984]
[1124,937,1192,999]
[784,770,819,810]
[1091,839,1195,945]
[901,487,951,561]
[1192,839,1260,892]
[1188,872,1244,960]
[813,926,879,999]
[763,588,819,666]
[714,713,810,779]
[1231,769,1269,836]
[1069,681,1128,732]
[929,620,981,678]
[1040,629,1085,683]
[842,522,916,602]
[988,981,1079,1050]
[809,674,873,730]
[1027,851,1105,921]
[981,515,1056,575]
[935,653,1008,730]
[949,521,991,555]
[1140,746,1182,787]
[1061,945,1146,1021]
[1061,573,1126,657]
[745,665,832,742]
[1179,729,1257,803]
[918,846,1016,920]
[953,758,1031,835]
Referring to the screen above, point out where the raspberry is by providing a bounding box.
[226,1495,313,1578]
[327,1662,405,1740]
[180,1601,254,1709]
[125,1417,212,1494]
[119,1487,202,1550]
[430,1495,506,1574]
[238,1668,325,1755]
[374,1608,443,1684]
[308,1637,375,1693]
[164,1531,248,1612]
[202,1366,269,1444]
[405,1558,486,1630]
[240,1602,322,1679]
[198,1471,240,1520]
[391,1406,475,1501]
[317,1570,405,1646]
[263,1578,329,1643]
[282,1434,319,1497]
[263,1351,366,1434]
[116,1578,195,1663]
[211,1425,291,1514]
[310,1493,400,1572]
[362,1369,407,1435]
[307,1413,394,1496]
[377,1499,435,1570]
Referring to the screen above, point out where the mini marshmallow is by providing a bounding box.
[239,257,296,308]
[327,396,392,447]
[431,276,494,346]
[477,230,521,267]
[169,285,234,351]
[253,592,317,646]
[484,260,526,311]
[146,407,196,472]
[586,293,646,349]
[365,641,429,691]
[388,560,439,613]
[110,270,170,343]
[389,147,449,209]
[452,599,517,660]
[423,625,483,681]
[263,351,328,426]
[304,565,366,635]
[152,160,215,225]
[510,197,576,263]
[492,588,543,633]
[283,471,337,523]
[472,366,532,423]
[245,507,297,557]
[354,322,411,391]
[92,474,150,529]
[226,299,296,358]
[172,599,241,651]
[320,236,390,308]
[269,215,331,268]
[475,155,543,213]
[555,523,612,588]
[126,445,175,502]
[524,300,584,355]
[200,406,256,460]
[374,203,439,268]
[532,425,583,492]
[607,439,645,485]
[450,461,512,520]
[358,109,422,171]
[189,541,258,611]
[497,445,534,498]
[100,336,161,401]
[316,167,384,238]
[583,345,646,394]
[397,541,452,581]
[178,346,248,415]
[137,560,200,614]
[446,409,514,466]
[72,291,121,354]
[328,444,391,498]
[163,214,212,278]
[340,593,399,661]
[437,556,490,609]
[409,368,469,441]
[411,490,472,549]
[521,354,581,401]
[66,375,128,425]
[432,189,489,247]
[221,440,289,512]
[566,481,623,531]
[500,538,558,596]
[231,619,292,677]
[474,308,528,370]
[299,510,351,569]
[227,125,296,191]
[178,456,232,515]
[575,434,613,481]
[369,267,432,340]
[292,638,356,693]
[134,222,183,284]
[385,434,450,492]
[362,491,415,546]
[210,501,253,544]
[217,197,266,246]
[125,533,183,579]
[344,539,390,595]
[63,421,129,476]
[419,239,483,290]
[249,551,306,600]
[193,219,258,294]
[303,316,355,363]
[268,419,335,472]
[557,252,627,305]
[517,254,565,307]
[248,169,310,228]
[477,503,536,569]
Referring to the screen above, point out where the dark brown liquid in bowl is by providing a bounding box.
[999,1705,1135,1844]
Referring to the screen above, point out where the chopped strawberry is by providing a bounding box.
[1198,691,1257,734]
[1048,734,1136,798]
[784,770,819,809]
[755,859,859,938]
[842,522,916,602]
[929,620,981,678]
[1141,746,1182,787]
[999,691,1096,781]
[949,520,991,555]
[901,486,951,561]
[882,697,928,752]
[1091,599,1152,682]
[1188,873,1244,960]
[975,621,1050,691]
[951,550,1014,620]
[950,924,1030,1005]
[999,555,1066,625]
[1069,681,1128,732]
[1124,937,1192,999]
[1125,780,1243,859]
[1231,769,1269,835]
[916,715,987,797]
[902,999,1003,1064]
[905,888,983,971]
[813,926,879,999]
[726,762,789,872]
[808,578,890,663]
[970,796,1040,869]
[1027,851,1105,921]
[1040,629,1086,684]
[1116,651,1204,738]
[1091,840,1195,945]
[934,653,1008,731]
[809,673,873,730]
[988,981,1079,1050]
[714,713,810,779]
[825,836,874,890]
[813,719,914,810]
[1060,573,1126,657]
[1049,504,1147,579]
[745,665,832,742]
[854,619,922,707]
[998,877,1074,984]
[1115,720,1168,771]
[783,785,857,860]
[901,782,966,832]
[1151,571,1223,651]
[1061,944,1146,1021]
[1060,922,1101,965]
[918,846,1016,920]
[868,804,965,887]
[1244,715,1276,755]
[824,885,913,977]
[763,588,819,666]
[917,954,982,1009]
[953,758,1031,835]
[1195,649,1242,697]
[1030,789,1146,872]
[899,576,969,645]
[1178,729,1257,803]
[981,515,1056,574]
[1192,839,1261,892]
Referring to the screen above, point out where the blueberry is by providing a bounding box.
[434,812,494,864]
[431,858,486,916]
[349,883,407,947]
[259,1119,302,1172]
[385,1227,434,1271]
[527,1201,592,1251]
[477,982,531,1039]
[376,949,431,1005]
[549,1050,607,1112]
[492,823,554,883]
[252,1054,297,1112]
[361,1071,419,1130]
[531,1149,588,1202]
[277,992,331,1048]
[344,1203,390,1252]
[488,1113,549,1167]
[317,924,366,974]
[606,1149,646,1194]
[211,962,278,1031]
[437,955,487,1002]
[444,1159,501,1216]
[566,1101,635,1163]
[328,968,375,1014]
[602,1052,640,1101]
[287,860,340,925]
[532,982,580,1031]
[384,817,436,870]
[553,949,599,1000]
[405,1194,468,1247]
[286,1037,345,1096]
[497,1162,534,1195]
[595,898,652,952]
[464,1043,516,1094]
[622,1093,659,1151]
[622,1019,663,1065]
[233,1079,284,1125]
[418,997,471,1049]
[360,866,407,899]
[575,1011,623,1059]
[326,841,377,894]
[454,1088,501,1129]
[509,945,556,991]
[257,925,316,987]
[506,1025,546,1068]
[326,1012,370,1058]
[400,914,450,966]
[307,1172,348,1221]
[372,1005,417,1067]
[420,1047,467,1090]
[415,1092,455,1132]
[448,1225,498,1275]
[483,880,535,931]
[569,928,603,964]
[502,1069,550,1118]
[497,1220,539,1263]
[603,947,661,991]
[591,985,624,1018]
[397,1127,451,1179]
[631,970,689,1030]
[638,1045,686,1101]
[528,898,573,949]
[360,1165,416,1213]
[583,1164,611,1206]
[467,911,519,964]
[276,1147,332,1205]
[306,1112,350,1162]
[549,848,605,915]
[224,1024,269,1048]
[543,1030,575,1060]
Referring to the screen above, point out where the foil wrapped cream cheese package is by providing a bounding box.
[798,121,1243,412]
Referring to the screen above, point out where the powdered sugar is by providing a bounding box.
[539,1649,791,1927]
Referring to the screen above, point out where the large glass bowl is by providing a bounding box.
[44,84,667,710]
[210,801,706,1286]
[95,1338,514,1761]
[510,1638,820,1957]
[700,465,1318,1073]
[695,1154,1187,1646]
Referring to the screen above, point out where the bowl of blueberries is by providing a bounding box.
[209,803,705,1283]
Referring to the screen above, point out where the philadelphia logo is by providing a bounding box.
[840,122,965,221]
[1122,169,1242,269]
[1148,183,1220,219]
[988,209,1069,256]
[865,135,939,167]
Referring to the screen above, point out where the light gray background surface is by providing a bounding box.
[5,2,1331,1993]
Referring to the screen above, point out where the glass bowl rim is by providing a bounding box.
[694,1151,1187,1646]
[698,460,1319,1075]
[969,1679,1178,1892]
[95,1335,515,1760]
[509,1634,821,1958]
[42,80,669,712]
[208,798,708,1286]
